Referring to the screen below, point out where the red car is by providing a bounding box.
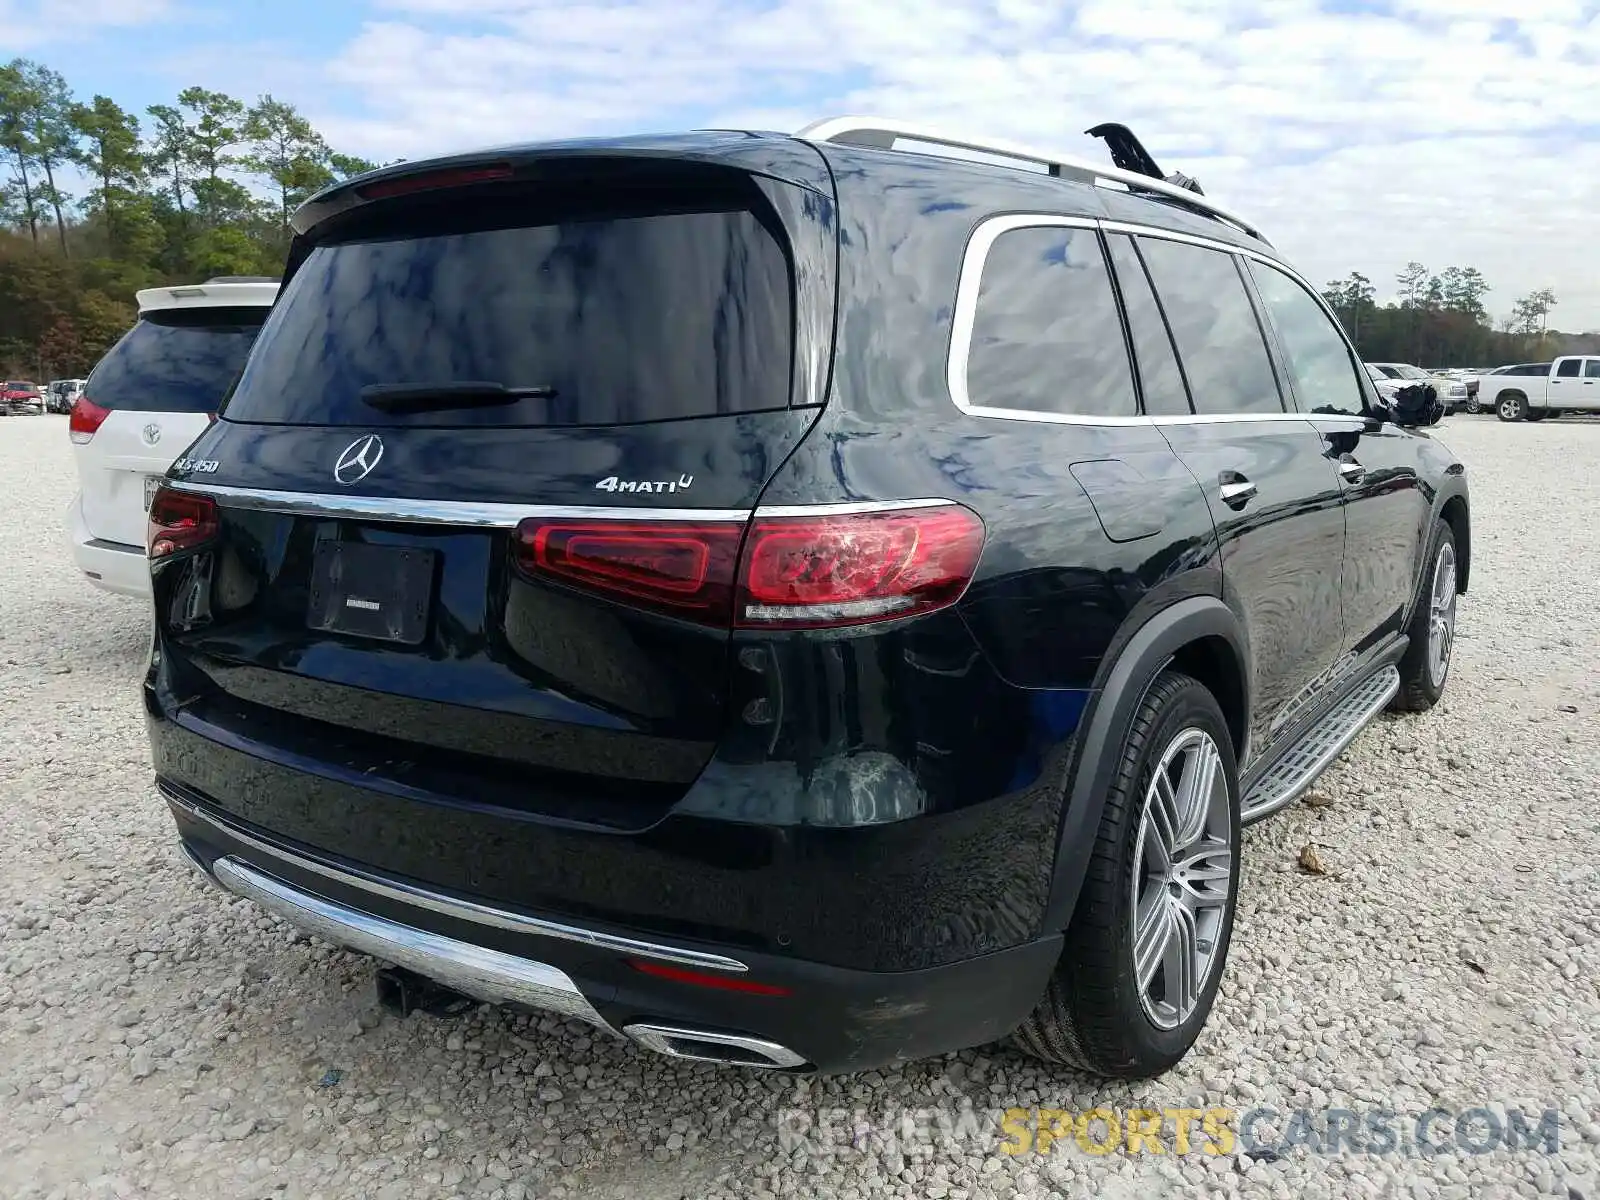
[2,380,44,414]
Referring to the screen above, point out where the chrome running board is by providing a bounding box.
[1241,666,1399,825]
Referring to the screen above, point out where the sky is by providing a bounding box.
[4,0,1598,331]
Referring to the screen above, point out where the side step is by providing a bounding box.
[1241,666,1399,825]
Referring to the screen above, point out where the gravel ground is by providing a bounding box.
[2,411,1597,1200]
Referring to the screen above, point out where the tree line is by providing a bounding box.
[1322,265,1592,369]
[5,56,1596,383]
[1,57,379,379]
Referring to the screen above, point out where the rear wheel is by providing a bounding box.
[1012,671,1239,1078]
[1496,393,1526,421]
[1526,409,1549,422]
[1392,523,1458,712]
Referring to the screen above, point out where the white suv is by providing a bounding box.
[66,278,277,596]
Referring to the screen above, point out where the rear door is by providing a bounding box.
[1131,233,1348,764]
[155,155,837,838]
[77,307,264,547]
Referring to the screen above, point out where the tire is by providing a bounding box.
[1391,523,1458,712]
[1012,670,1240,1078]
[1526,409,1548,422]
[1496,392,1526,421]
[1463,396,1481,415]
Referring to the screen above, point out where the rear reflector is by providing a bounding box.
[627,960,790,996]
[358,164,514,201]
[513,503,984,629]
[68,395,111,444]
[148,487,219,559]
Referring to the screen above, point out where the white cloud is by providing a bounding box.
[0,0,173,47]
[308,0,1600,328]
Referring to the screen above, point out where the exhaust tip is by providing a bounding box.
[623,1023,807,1070]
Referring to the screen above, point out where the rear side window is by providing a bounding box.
[1586,360,1600,378]
[1106,235,1190,417]
[1248,261,1365,417]
[1556,359,1582,378]
[87,307,265,414]
[963,225,1137,419]
[1136,238,1282,415]
[222,190,794,428]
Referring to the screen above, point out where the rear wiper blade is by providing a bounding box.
[359,381,557,414]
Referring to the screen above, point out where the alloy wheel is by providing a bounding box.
[1427,541,1457,689]
[1131,728,1234,1030]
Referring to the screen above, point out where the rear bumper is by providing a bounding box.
[66,493,150,597]
[171,786,1062,1073]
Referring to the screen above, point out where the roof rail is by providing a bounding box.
[794,116,1266,244]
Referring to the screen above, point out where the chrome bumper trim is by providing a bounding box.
[162,784,749,973]
[211,856,615,1033]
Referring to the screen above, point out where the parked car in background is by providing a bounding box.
[150,116,1469,1080]
[1369,363,1463,412]
[1478,357,1600,422]
[46,379,88,413]
[2,380,45,414]
[66,277,278,596]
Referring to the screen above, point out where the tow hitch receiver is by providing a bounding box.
[375,966,476,1018]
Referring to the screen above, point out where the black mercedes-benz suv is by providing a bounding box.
[147,117,1469,1077]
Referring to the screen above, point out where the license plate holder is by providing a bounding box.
[143,475,163,511]
[306,541,437,645]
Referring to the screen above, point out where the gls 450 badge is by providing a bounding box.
[595,474,693,495]
[173,457,220,474]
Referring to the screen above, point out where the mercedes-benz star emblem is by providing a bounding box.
[334,434,384,485]
[141,423,161,446]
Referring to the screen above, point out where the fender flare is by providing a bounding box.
[1412,475,1471,618]
[1040,595,1248,933]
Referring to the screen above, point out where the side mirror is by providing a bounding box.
[1372,382,1442,428]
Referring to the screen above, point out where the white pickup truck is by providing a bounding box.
[1479,356,1600,422]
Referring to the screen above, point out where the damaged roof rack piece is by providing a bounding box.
[794,115,1264,244]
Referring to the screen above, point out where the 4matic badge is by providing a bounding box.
[594,474,693,495]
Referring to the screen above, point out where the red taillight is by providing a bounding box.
[627,960,790,996]
[358,164,514,201]
[739,507,985,628]
[69,395,111,444]
[515,520,744,621]
[513,503,985,629]
[147,487,219,559]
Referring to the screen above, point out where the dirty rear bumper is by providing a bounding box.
[170,787,1062,1073]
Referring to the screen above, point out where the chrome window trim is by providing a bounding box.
[164,784,750,973]
[163,481,751,527]
[948,214,1368,429]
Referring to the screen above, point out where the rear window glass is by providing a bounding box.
[87,308,265,414]
[221,196,795,428]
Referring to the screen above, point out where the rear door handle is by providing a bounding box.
[1338,460,1365,485]
[1218,476,1257,507]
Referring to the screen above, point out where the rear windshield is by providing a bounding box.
[87,307,266,414]
[220,189,795,428]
